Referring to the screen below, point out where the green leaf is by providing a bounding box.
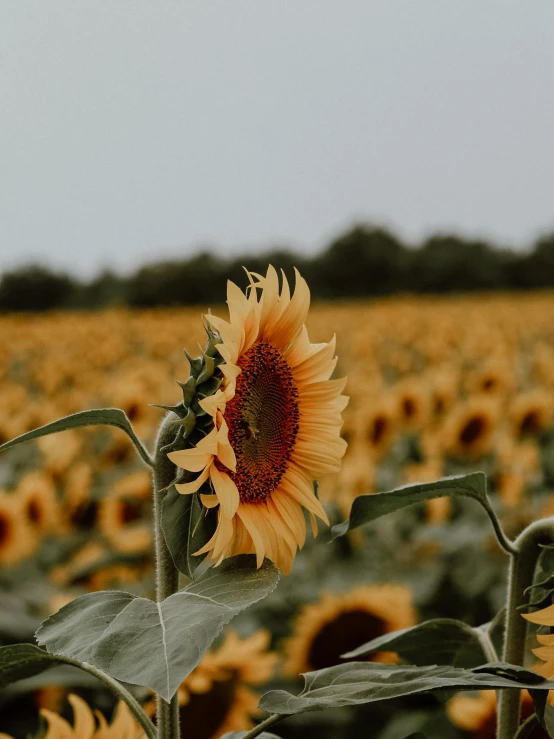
[258,662,554,715]
[0,408,153,467]
[529,691,554,739]
[342,618,488,668]
[220,734,282,739]
[36,556,280,701]
[161,484,217,578]
[0,643,64,689]
[331,473,514,553]
[545,705,554,739]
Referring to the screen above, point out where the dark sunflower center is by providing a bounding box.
[369,415,388,446]
[520,411,541,436]
[225,342,300,503]
[178,675,237,739]
[307,609,387,671]
[27,499,42,525]
[459,416,486,446]
[119,499,143,525]
[0,513,10,546]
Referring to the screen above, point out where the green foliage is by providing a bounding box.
[161,484,217,578]
[258,662,554,715]
[36,556,280,700]
[4,226,554,311]
[0,644,64,689]
[331,472,514,554]
[0,407,153,467]
[342,618,493,667]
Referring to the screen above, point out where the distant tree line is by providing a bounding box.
[2,225,554,312]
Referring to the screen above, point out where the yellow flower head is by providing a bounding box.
[0,694,145,739]
[168,266,348,574]
[282,584,416,676]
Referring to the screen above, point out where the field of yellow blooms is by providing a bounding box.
[3,293,554,739]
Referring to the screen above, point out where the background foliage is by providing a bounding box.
[2,226,554,311]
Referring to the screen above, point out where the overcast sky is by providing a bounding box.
[1,1,554,278]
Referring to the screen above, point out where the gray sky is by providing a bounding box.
[1,1,554,278]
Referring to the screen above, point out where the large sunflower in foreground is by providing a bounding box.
[168,266,348,574]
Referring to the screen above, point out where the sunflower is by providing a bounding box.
[443,397,499,459]
[282,584,416,675]
[167,266,348,574]
[447,689,545,738]
[0,491,35,566]
[98,479,152,555]
[0,693,146,739]
[362,394,398,459]
[393,378,432,432]
[511,390,552,440]
[145,629,277,739]
[16,470,61,535]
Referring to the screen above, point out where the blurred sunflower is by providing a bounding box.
[98,482,152,555]
[0,491,35,566]
[282,584,416,675]
[16,471,60,535]
[466,358,514,397]
[443,397,499,459]
[0,693,146,739]
[362,395,398,459]
[393,378,431,432]
[511,390,552,440]
[168,266,348,574]
[145,629,277,739]
[447,689,545,738]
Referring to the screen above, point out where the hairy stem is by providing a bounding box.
[241,713,284,739]
[497,518,554,739]
[153,413,181,739]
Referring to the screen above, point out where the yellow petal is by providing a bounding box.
[175,466,211,494]
[210,466,240,518]
[68,694,95,738]
[168,449,213,473]
[200,493,220,508]
[39,709,74,739]
[523,604,554,625]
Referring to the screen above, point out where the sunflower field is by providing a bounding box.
[3,286,554,739]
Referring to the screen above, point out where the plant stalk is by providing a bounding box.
[153,413,181,739]
[497,518,554,739]
[240,713,284,739]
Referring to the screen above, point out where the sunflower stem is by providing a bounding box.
[153,413,181,739]
[241,713,284,739]
[496,517,554,739]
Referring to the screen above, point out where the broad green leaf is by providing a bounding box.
[37,556,279,701]
[0,408,153,467]
[220,733,282,739]
[342,618,488,668]
[331,473,513,553]
[162,484,217,578]
[0,643,64,689]
[545,704,554,739]
[258,662,554,715]
[529,690,554,739]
